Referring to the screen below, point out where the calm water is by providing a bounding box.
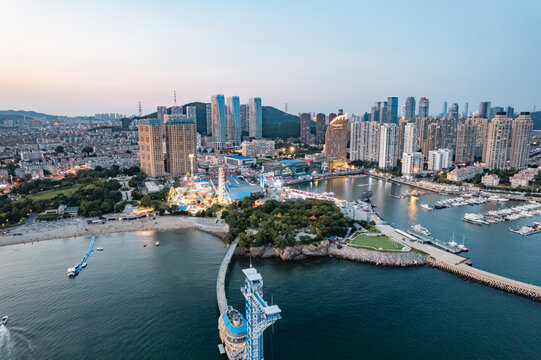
[0,181,540,359]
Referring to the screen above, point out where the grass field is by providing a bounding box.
[26,184,82,201]
[349,233,404,251]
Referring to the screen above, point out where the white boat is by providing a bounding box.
[457,236,469,252]
[411,224,431,237]
[82,262,87,268]
[67,267,76,277]
[96,247,104,251]
[155,241,160,246]
[420,204,434,210]
[447,233,458,248]
[1,316,7,325]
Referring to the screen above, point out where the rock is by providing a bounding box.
[301,240,329,256]
[328,244,427,267]
[262,246,275,258]
[249,246,265,257]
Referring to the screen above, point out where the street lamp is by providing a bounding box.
[189,153,195,179]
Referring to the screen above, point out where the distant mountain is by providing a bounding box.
[262,106,301,139]
[0,110,58,120]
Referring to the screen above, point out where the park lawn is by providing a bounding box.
[349,233,404,251]
[26,184,82,201]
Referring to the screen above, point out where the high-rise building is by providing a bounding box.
[428,149,452,171]
[325,114,348,169]
[165,117,197,176]
[387,97,399,124]
[442,101,448,115]
[371,101,388,123]
[402,152,423,176]
[455,120,476,164]
[171,106,183,115]
[226,96,241,145]
[423,122,443,159]
[315,113,326,145]
[186,106,197,122]
[240,104,249,134]
[397,118,409,159]
[418,97,429,118]
[400,106,406,119]
[505,106,515,118]
[509,112,533,170]
[403,122,419,154]
[241,139,275,158]
[329,113,337,126]
[249,97,262,138]
[464,102,469,117]
[138,119,165,177]
[478,101,491,119]
[157,106,167,121]
[350,119,380,162]
[378,123,398,169]
[206,103,212,136]
[484,113,512,169]
[211,95,227,149]
[472,117,490,160]
[300,113,312,144]
[449,103,459,119]
[405,97,416,119]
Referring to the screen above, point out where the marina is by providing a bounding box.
[407,225,465,254]
[462,202,541,225]
[509,222,541,236]
[67,236,95,277]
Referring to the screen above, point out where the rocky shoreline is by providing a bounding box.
[234,240,428,267]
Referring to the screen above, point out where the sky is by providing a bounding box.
[1,0,540,117]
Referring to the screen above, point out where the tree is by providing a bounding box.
[82,146,94,154]
[55,145,64,153]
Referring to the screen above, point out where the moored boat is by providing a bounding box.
[1,315,8,325]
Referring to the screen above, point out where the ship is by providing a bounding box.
[218,306,246,360]
[410,224,431,237]
[447,233,458,248]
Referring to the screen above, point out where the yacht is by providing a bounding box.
[457,236,469,252]
[96,247,104,251]
[67,267,76,277]
[411,224,431,237]
[82,262,87,268]
[1,316,7,326]
[155,241,160,246]
[420,204,434,210]
[447,233,458,248]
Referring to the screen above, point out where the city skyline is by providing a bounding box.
[1,0,540,116]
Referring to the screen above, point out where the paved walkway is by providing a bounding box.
[217,238,238,314]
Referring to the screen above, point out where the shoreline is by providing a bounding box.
[0,216,228,247]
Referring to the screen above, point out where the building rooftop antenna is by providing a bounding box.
[138,101,142,117]
[285,102,288,113]
[174,90,177,106]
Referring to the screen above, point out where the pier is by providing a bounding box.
[217,238,238,314]
[68,236,95,277]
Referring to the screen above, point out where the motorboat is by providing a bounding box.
[411,224,431,237]
[420,204,434,210]
[143,244,147,247]
[96,247,104,251]
[1,316,7,325]
[67,267,76,277]
[82,262,87,268]
[447,233,458,248]
[155,241,160,246]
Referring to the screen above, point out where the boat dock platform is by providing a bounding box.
[68,236,95,277]
[406,231,461,254]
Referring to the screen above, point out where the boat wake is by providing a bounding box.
[0,325,15,359]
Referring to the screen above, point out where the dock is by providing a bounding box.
[406,231,461,253]
[68,236,95,277]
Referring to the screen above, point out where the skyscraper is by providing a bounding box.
[449,103,459,119]
[300,113,312,144]
[165,117,197,176]
[226,96,241,145]
[478,101,491,119]
[405,97,416,119]
[472,117,490,160]
[206,103,212,136]
[489,107,504,120]
[240,104,249,134]
[378,123,398,169]
[186,106,197,122]
[418,97,429,118]
[509,112,533,169]
[464,102,469,117]
[315,113,326,145]
[403,122,419,154]
[248,97,262,138]
[138,119,165,177]
[485,113,512,169]
[350,119,379,162]
[387,97,398,124]
[505,106,515,118]
[442,101,448,115]
[455,120,476,164]
[211,95,227,149]
[325,114,348,169]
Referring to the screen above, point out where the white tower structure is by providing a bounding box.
[217,167,226,204]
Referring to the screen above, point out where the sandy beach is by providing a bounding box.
[0,216,229,247]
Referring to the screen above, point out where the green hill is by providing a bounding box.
[0,110,57,120]
[532,111,541,130]
[262,106,301,139]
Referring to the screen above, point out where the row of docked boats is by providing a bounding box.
[463,202,541,225]
[509,222,541,236]
[408,225,469,252]
[421,195,509,211]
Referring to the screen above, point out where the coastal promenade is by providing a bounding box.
[217,238,238,314]
[377,222,541,302]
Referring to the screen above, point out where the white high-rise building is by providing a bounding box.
[428,148,453,171]
[509,112,533,170]
[402,152,424,176]
[350,120,380,162]
[249,97,262,138]
[378,123,398,169]
[484,113,512,169]
[403,123,418,154]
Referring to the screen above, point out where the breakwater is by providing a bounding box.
[428,258,541,303]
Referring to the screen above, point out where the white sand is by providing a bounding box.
[0,216,228,247]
